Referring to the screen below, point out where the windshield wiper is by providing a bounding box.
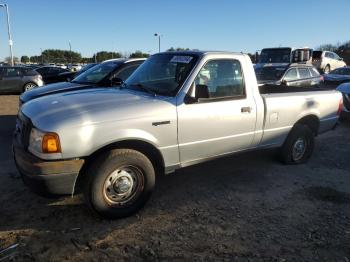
[129,83,157,96]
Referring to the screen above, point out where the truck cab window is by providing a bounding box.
[194,59,245,99]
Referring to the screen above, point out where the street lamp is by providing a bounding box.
[154,33,162,53]
[0,4,14,66]
[69,40,72,64]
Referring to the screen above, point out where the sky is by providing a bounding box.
[0,0,349,60]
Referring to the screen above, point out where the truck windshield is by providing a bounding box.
[72,61,121,84]
[259,48,292,63]
[125,53,198,96]
[255,66,287,81]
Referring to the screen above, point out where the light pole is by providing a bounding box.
[154,33,161,53]
[69,40,72,64]
[0,4,14,66]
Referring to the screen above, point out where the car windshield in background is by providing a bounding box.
[312,51,322,59]
[72,61,120,84]
[330,67,350,75]
[255,66,287,81]
[259,48,291,63]
[125,53,198,96]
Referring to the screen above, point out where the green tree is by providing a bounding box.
[167,47,190,51]
[129,51,149,58]
[40,49,82,64]
[21,55,30,63]
[94,51,122,62]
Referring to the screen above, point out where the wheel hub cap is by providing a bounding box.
[103,166,143,205]
[292,138,306,161]
[113,175,132,194]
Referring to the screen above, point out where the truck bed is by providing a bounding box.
[257,85,341,148]
[258,84,333,94]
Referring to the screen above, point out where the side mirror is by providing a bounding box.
[111,77,123,86]
[196,84,210,101]
[184,83,210,104]
[281,80,289,86]
[339,57,344,61]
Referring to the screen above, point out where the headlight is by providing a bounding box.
[29,128,61,156]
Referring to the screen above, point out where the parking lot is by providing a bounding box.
[0,95,350,261]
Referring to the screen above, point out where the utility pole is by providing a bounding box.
[154,33,162,53]
[0,4,14,65]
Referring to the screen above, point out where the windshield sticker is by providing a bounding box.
[170,56,193,64]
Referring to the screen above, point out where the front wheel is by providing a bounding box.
[280,124,315,164]
[84,149,155,219]
[23,82,38,92]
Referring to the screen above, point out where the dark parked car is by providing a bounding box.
[0,66,44,94]
[35,66,70,84]
[255,64,323,87]
[58,63,98,82]
[20,58,146,105]
[336,82,350,118]
[324,66,350,87]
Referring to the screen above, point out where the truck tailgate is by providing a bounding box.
[259,90,342,147]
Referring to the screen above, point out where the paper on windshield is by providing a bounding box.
[170,56,193,64]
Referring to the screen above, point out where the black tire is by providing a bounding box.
[83,149,155,219]
[323,65,330,74]
[280,124,315,165]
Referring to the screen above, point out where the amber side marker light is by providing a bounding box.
[42,133,61,153]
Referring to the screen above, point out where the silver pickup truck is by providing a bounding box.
[13,51,343,218]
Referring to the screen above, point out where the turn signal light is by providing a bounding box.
[42,133,61,153]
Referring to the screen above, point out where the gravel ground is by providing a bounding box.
[0,95,349,262]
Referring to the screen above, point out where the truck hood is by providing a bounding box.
[20,81,97,104]
[21,88,174,131]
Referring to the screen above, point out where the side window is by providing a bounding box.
[333,53,340,60]
[310,68,320,77]
[283,68,298,81]
[4,68,21,77]
[114,64,140,81]
[36,67,49,75]
[194,59,245,99]
[298,68,311,79]
[326,52,334,59]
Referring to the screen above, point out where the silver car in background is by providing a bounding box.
[0,66,44,94]
[312,51,346,74]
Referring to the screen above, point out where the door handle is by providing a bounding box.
[241,107,251,113]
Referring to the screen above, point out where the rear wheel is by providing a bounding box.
[23,82,37,92]
[280,124,315,164]
[83,149,155,219]
[323,65,330,74]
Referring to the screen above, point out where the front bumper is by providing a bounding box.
[13,139,84,196]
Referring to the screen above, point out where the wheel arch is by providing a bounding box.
[294,114,320,136]
[74,139,165,194]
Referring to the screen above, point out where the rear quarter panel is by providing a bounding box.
[260,90,342,147]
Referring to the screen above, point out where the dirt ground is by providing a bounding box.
[0,95,349,262]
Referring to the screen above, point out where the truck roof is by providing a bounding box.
[157,50,246,57]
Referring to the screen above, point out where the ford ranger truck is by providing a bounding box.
[13,51,343,219]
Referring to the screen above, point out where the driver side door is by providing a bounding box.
[177,58,257,165]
